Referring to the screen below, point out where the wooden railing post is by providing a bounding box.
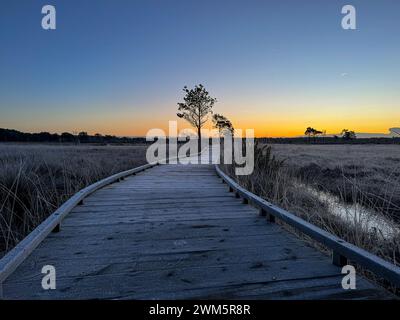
[52,224,61,233]
[332,251,348,267]
[259,208,275,222]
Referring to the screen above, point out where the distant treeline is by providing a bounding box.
[259,137,400,144]
[0,128,149,144]
[1,128,399,145]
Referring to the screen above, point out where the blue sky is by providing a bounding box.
[0,0,399,136]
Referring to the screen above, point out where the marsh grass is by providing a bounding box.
[0,143,147,256]
[271,144,400,222]
[222,142,400,292]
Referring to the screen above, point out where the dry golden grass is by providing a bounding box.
[0,143,147,256]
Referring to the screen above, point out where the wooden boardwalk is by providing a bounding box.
[2,160,393,299]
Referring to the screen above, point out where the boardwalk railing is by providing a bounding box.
[215,165,400,288]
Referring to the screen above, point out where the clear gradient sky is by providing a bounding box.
[0,0,399,137]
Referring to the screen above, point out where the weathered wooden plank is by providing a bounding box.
[68,211,251,221]
[58,216,270,233]
[124,275,387,300]
[66,207,256,218]
[39,223,281,242]
[86,192,232,199]
[7,248,326,284]
[70,202,252,213]
[60,215,261,227]
[4,257,344,300]
[80,198,242,206]
[18,233,305,259]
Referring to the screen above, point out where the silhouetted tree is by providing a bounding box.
[305,127,314,138]
[305,127,323,141]
[314,129,323,136]
[94,133,103,143]
[78,131,89,143]
[177,84,217,151]
[341,129,356,140]
[212,114,234,136]
[61,132,75,142]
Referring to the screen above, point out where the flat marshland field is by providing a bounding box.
[0,143,147,255]
[271,143,400,221]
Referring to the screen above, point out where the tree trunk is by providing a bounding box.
[197,126,201,154]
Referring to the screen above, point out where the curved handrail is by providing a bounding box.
[215,165,400,287]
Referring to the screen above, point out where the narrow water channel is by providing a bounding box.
[299,183,399,239]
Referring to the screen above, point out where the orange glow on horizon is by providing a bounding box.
[17,118,397,138]
[8,105,399,138]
